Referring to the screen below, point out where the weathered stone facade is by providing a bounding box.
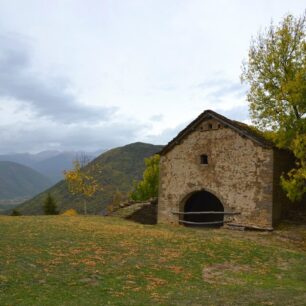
[158,110,292,230]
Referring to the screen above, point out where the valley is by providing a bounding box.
[1,143,163,215]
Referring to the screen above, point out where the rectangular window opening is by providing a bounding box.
[200,154,208,164]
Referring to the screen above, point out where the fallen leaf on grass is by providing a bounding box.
[0,275,8,283]
[145,276,167,290]
[167,265,184,274]
[202,263,251,285]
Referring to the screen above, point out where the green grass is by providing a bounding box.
[0,216,305,305]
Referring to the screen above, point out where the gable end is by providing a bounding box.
[159,110,274,155]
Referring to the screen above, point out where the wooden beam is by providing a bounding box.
[172,211,240,215]
[179,220,226,225]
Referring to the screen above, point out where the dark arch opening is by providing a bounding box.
[183,191,224,227]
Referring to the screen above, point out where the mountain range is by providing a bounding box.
[0,150,103,183]
[13,142,163,215]
[0,161,52,201]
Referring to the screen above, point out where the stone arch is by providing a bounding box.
[179,189,224,227]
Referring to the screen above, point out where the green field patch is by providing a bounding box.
[0,216,305,305]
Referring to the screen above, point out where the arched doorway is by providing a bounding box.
[182,190,224,227]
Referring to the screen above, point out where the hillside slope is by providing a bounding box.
[0,161,52,200]
[16,142,163,215]
[0,216,305,305]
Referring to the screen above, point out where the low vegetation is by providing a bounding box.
[130,154,160,201]
[61,208,78,216]
[10,209,21,216]
[0,216,305,305]
[43,193,59,215]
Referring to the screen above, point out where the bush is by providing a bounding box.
[130,154,160,201]
[43,193,59,215]
[11,209,21,216]
[61,208,78,216]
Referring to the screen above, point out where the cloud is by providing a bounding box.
[217,105,249,122]
[149,114,164,122]
[0,32,147,153]
[146,103,250,146]
[0,109,147,154]
[194,77,246,100]
[145,122,186,145]
[0,33,115,124]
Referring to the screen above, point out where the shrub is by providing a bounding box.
[130,154,160,201]
[43,193,59,215]
[61,208,78,216]
[11,209,21,216]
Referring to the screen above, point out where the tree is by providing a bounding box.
[241,12,306,201]
[43,193,59,215]
[64,159,100,214]
[130,154,160,201]
[11,209,21,216]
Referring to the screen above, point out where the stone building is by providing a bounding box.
[158,110,293,230]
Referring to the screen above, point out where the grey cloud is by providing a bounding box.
[0,119,145,154]
[0,33,115,123]
[150,114,164,122]
[194,78,246,100]
[147,104,250,146]
[146,122,186,145]
[194,78,230,89]
[216,105,249,122]
[0,33,143,153]
[208,83,245,100]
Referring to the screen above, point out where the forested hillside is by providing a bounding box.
[16,142,163,215]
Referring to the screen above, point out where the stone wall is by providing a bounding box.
[158,118,274,229]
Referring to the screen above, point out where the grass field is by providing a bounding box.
[0,216,305,305]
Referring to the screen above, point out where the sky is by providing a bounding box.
[0,0,304,154]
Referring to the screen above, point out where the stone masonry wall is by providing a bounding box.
[158,118,274,229]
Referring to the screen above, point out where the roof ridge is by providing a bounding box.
[159,110,274,155]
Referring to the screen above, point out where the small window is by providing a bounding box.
[200,154,208,164]
[208,123,213,129]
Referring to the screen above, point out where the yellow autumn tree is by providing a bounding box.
[64,159,100,214]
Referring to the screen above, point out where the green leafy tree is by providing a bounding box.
[130,154,160,201]
[241,12,306,201]
[43,193,59,215]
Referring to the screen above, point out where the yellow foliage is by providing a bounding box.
[61,209,78,216]
[64,160,101,198]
